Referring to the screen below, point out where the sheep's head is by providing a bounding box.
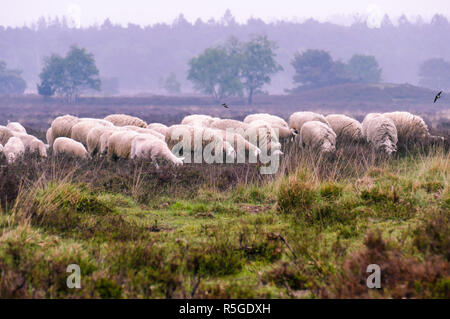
[174,156,184,166]
[380,137,397,155]
[321,140,336,153]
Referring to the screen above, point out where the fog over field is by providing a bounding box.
[1,1,450,94]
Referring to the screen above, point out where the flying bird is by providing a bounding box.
[222,103,229,108]
[434,91,442,103]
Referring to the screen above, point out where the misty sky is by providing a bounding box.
[2,0,450,28]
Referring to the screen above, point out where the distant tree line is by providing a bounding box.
[2,11,450,94]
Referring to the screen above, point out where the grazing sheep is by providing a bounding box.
[383,111,442,144]
[244,113,295,139]
[299,121,336,154]
[210,119,249,131]
[86,126,117,155]
[3,137,25,163]
[104,114,147,128]
[0,125,14,145]
[289,112,330,134]
[107,131,140,159]
[181,114,216,127]
[99,127,126,155]
[246,120,282,152]
[130,135,184,167]
[166,125,236,160]
[325,114,363,142]
[213,129,261,159]
[46,127,54,146]
[147,123,169,137]
[7,122,27,134]
[362,114,398,154]
[50,115,80,140]
[244,113,288,127]
[53,137,88,159]
[361,113,382,138]
[123,126,165,140]
[12,132,48,157]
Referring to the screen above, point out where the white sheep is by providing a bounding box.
[46,127,55,146]
[104,114,147,128]
[50,115,80,140]
[99,127,126,155]
[12,132,48,157]
[166,125,236,160]
[7,122,27,134]
[362,114,398,154]
[210,119,249,131]
[0,143,3,155]
[130,134,184,167]
[107,131,140,159]
[383,111,442,144]
[0,125,14,145]
[123,126,165,140]
[246,120,282,152]
[299,121,336,154]
[86,126,117,155]
[325,114,363,142]
[361,113,382,138]
[70,120,113,146]
[289,111,330,134]
[212,128,262,160]
[3,137,25,163]
[244,113,295,139]
[147,123,169,137]
[53,137,88,159]
[181,114,216,127]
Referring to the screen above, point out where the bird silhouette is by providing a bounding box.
[434,91,442,103]
[222,103,229,108]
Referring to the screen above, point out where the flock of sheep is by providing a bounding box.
[0,110,443,166]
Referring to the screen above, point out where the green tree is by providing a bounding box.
[347,54,382,83]
[0,61,27,94]
[291,49,344,90]
[418,58,450,89]
[239,36,283,104]
[37,45,101,102]
[187,46,242,100]
[163,72,181,94]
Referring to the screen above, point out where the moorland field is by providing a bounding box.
[0,84,449,298]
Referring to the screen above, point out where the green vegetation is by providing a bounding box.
[0,61,27,95]
[37,45,101,102]
[0,145,448,298]
[291,50,382,91]
[187,36,282,103]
